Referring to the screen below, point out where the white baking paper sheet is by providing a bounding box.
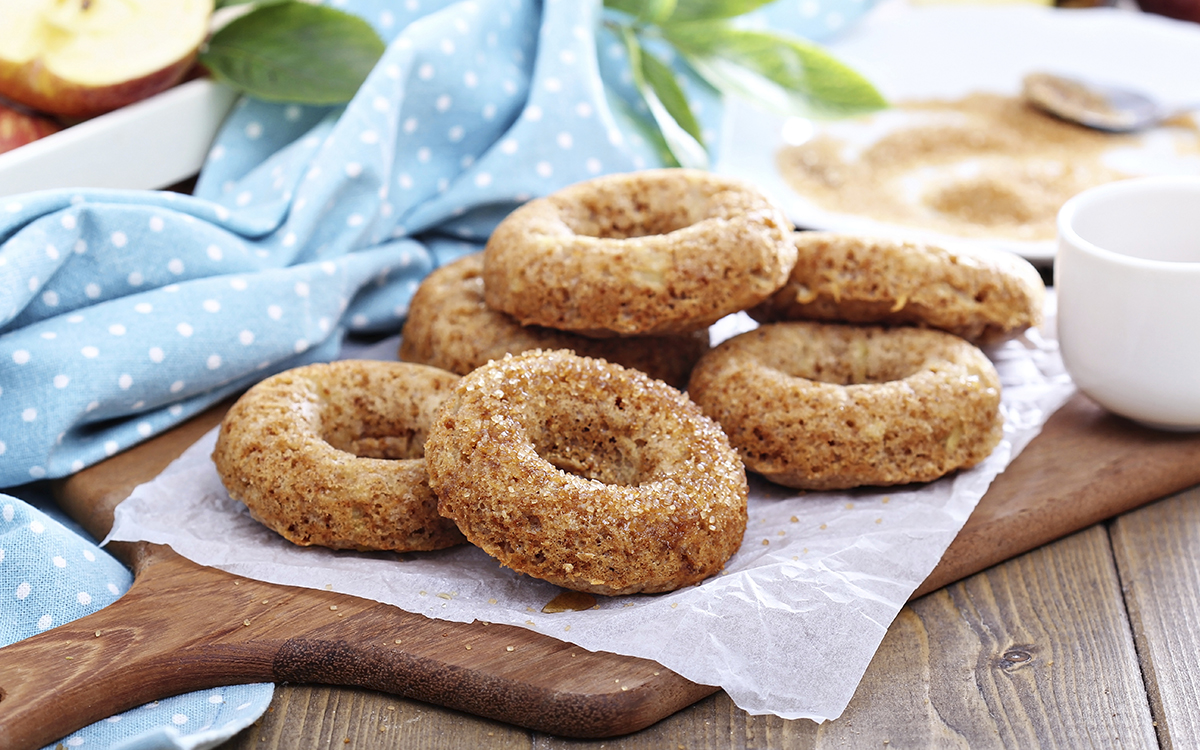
[107,307,1075,722]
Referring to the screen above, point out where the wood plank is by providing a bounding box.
[217,523,1159,749]
[224,685,534,749]
[1110,485,1200,748]
[912,526,1154,748]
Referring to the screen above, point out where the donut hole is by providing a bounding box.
[522,395,659,487]
[757,329,933,386]
[556,192,710,240]
[775,349,926,386]
[318,387,428,461]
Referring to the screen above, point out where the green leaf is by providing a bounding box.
[667,0,778,22]
[605,0,677,25]
[200,3,386,105]
[603,0,644,16]
[607,89,680,168]
[640,50,704,146]
[621,27,709,169]
[665,23,887,117]
[214,0,291,8]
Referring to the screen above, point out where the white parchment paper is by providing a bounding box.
[107,308,1075,722]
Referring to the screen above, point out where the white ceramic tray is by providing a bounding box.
[0,78,238,198]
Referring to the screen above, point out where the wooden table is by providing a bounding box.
[214,481,1200,748]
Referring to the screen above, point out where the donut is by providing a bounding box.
[425,349,748,595]
[482,168,797,337]
[749,232,1045,344]
[687,322,1004,490]
[212,360,466,552]
[399,253,710,389]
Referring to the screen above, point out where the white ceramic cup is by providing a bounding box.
[1055,175,1200,431]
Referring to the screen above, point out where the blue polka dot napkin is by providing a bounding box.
[0,0,875,746]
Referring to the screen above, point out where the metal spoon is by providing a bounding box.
[1022,72,1197,133]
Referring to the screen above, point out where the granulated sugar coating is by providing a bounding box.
[687,322,1004,491]
[399,252,709,390]
[212,360,466,552]
[425,349,748,595]
[750,232,1045,345]
[482,168,796,337]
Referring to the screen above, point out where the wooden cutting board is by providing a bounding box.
[2,392,1199,750]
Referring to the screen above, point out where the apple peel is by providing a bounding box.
[0,101,61,154]
[0,0,213,119]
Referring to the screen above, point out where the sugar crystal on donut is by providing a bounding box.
[425,349,749,595]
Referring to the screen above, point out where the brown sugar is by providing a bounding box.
[775,92,1197,241]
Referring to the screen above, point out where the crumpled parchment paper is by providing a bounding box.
[107,307,1075,722]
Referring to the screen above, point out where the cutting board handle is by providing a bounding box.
[0,544,278,750]
[0,543,714,748]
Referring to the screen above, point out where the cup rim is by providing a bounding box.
[1057,175,1200,271]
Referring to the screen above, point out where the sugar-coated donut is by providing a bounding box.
[425,349,748,595]
[749,232,1045,344]
[213,360,465,552]
[687,322,1004,490]
[482,168,797,337]
[399,253,710,390]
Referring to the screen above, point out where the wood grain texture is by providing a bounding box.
[915,525,1156,748]
[1110,486,1200,749]
[216,520,1166,749]
[226,686,535,749]
[0,541,713,748]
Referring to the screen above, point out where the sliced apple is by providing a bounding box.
[0,101,61,153]
[0,0,213,119]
